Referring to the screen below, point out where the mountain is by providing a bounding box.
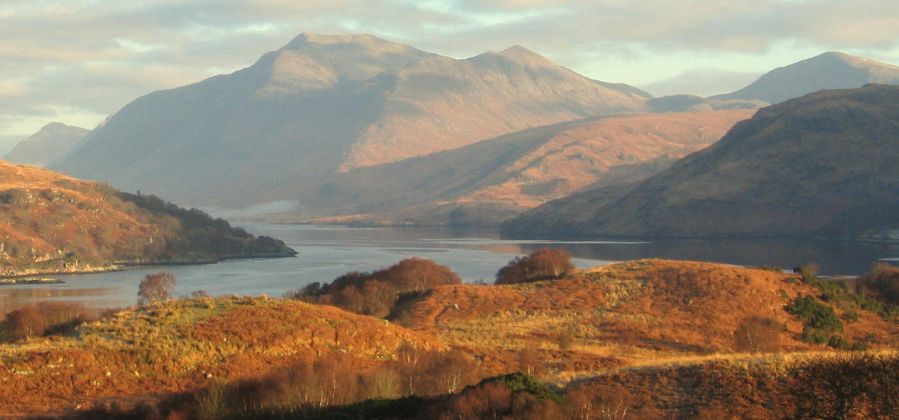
[503,84,899,238]
[296,109,754,225]
[53,33,649,209]
[0,161,295,277]
[4,123,88,167]
[713,52,899,104]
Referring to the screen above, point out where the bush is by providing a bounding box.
[0,302,94,342]
[2,305,47,341]
[495,248,574,285]
[858,263,899,305]
[289,258,461,318]
[786,296,843,333]
[138,272,176,306]
[734,316,784,352]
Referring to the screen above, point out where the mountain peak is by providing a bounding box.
[285,33,391,49]
[498,45,554,66]
[712,51,899,104]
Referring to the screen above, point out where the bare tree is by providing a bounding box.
[138,272,175,306]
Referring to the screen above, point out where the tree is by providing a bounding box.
[496,248,574,285]
[138,272,175,305]
[735,316,784,352]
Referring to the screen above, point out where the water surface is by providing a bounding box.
[1,224,896,314]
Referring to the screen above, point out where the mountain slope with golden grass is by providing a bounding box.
[0,161,294,277]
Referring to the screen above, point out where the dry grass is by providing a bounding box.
[0,296,438,417]
[393,259,899,381]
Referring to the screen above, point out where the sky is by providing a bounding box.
[2,0,898,146]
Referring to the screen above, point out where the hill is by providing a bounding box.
[0,296,438,416]
[713,52,899,104]
[20,259,896,418]
[391,260,897,375]
[3,123,88,167]
[296,109,754,225]
[0,161,294,277]
[503,84,899,238]
[53,33,649,209]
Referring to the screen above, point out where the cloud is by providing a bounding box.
[0,0,897,136]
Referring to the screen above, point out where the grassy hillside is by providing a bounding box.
[2,259,896,417]
[504,84,899,238]
[392,260,897,378]
[0,161,294,277]
[0,296,437,416]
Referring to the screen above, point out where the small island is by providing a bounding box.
[0,277,64,285]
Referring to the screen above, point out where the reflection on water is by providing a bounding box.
[0,224,896,315]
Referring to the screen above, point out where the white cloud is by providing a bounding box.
[0,0,897,136]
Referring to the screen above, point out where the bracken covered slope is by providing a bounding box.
[0,161,294,277]
[0,297,437,417]
[504,84,899,238]
[392,260,898,375]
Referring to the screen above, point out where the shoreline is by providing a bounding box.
[0,252,297,280]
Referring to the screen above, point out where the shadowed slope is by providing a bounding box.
[504,84,899,238]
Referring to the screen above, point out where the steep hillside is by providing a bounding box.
[299,109,754,225]
[0,161,294,277]
[53,33,648,209]
[3,122,87,167]
[713,52,899,104]
[504,84,899,238]
[392,260,897,375]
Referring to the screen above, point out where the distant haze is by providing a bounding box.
[641,69,762,97]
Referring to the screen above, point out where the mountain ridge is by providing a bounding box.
[53,33,649,209]
[503,84,899,238]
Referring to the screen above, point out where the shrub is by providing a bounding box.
[2,305,47,341]
[786,296,843,333]
[495,248,574,285]
[857,263,899,305]
[0,302,95,342]
[138,272,176,306]
[734,316,784,352]
[289,258,460,318]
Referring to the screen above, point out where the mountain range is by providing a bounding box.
[503,84,899,239]
[43,34,899,226]
[53,33,648,209]
[4,122,87,167]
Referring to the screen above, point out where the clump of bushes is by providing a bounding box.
[495,248,574,285]
[856,263,899,305]
[0,302,97,342]
[786,295,845,346]
[290,258,461,318]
